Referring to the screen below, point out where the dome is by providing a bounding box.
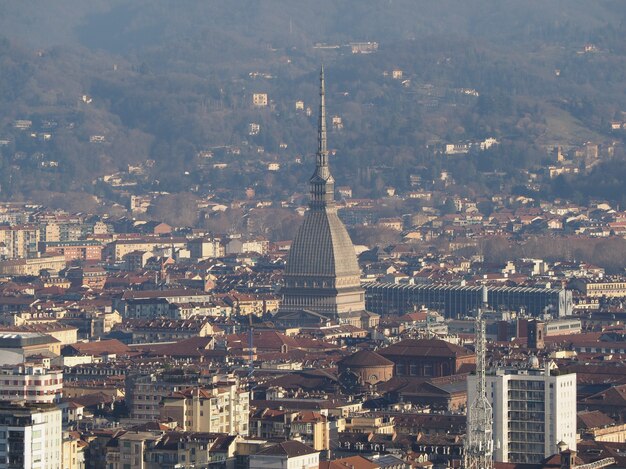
[285,209,360,282]
[338,350,394,368]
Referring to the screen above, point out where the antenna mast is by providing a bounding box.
[465,286,494,469]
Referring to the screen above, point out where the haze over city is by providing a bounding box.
[0,2,626,469]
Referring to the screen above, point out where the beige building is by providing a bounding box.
[573,280,626,298]
[344,415,395,434]
[42,222,61,242]
[188,237,224,259]
[249,441,319,469]
[0,362,63,403]
[104,238,187,261]
[0,224,40,258]
[160,380,249,436]
[0,332,61,365]
[0,322,78,346]
[62,432,85,469]
[252,93,268,107]
[0,255,66,276]
[0,402,63,469]
[106,431,153,469]
[290,411,340,452]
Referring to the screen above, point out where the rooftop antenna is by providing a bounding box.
[464,285,494,469]
[248,313,254,377]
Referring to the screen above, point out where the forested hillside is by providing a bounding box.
[0,1,625,205]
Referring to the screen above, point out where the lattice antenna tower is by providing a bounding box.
[464,286,494,469]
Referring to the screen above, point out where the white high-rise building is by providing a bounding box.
[468,361,576,464]
[0,402,62,469]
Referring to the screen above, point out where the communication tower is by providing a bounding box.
[465,286,494,469]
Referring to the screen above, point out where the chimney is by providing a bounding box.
[560,445,576,469]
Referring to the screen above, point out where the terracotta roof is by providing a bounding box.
[70,392,117,408]
[581,384,626,407]
[256,440,318,457]
[378,338,474,359]
[320,455,379,469]
[338,350,394,368]
[130,336,214,358]
[64,339,130,356]
[578,410,616,430]
[294,411,327,423]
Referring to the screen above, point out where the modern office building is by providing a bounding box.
[365,282,573,318]
[0,401,62,469]
[468,362,576,464]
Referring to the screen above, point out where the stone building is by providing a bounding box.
[277,67,378,329]
[337,350,394,388]
[378,338,475,378]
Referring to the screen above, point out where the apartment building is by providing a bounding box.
[468,363,576,464]
[0,255,66,276]
[126,371,201,422]
[0,224,39,259]
[0,362,63,403]
[160,380,249,436]
[0,401,62,469]
[40,240,103,262]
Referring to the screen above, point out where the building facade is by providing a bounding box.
[0,363,63,403]
[379,338,475,378]
[468,365,577,464]
[160,383,250,436]
[365,282,573,318]
[0,402,62,469]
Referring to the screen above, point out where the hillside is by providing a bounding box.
[0,1,625,205]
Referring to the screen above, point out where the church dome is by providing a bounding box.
[338,350,394,368]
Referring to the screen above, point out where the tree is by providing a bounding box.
[148,193,199,227]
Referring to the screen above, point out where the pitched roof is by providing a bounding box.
[378,338,474,359]
[320,455,380,469]
[338,350,394,368]
[578,410,616,430]
[256,440,318,458]
[582,384,626,407]
[130,336,215,358]
[64,339,130,356]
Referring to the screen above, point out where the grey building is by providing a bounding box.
[365,283,573,318]
[277,68,376,329]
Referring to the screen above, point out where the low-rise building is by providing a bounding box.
[40,240,103,262]
[572,279,626,298]
[249,440,319,469]
[0,362,63,403]
[0,255,66,276]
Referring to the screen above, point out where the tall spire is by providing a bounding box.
[310,65,335,208]
[318,65,328,164]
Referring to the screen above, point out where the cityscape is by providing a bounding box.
[1,2,626,469]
